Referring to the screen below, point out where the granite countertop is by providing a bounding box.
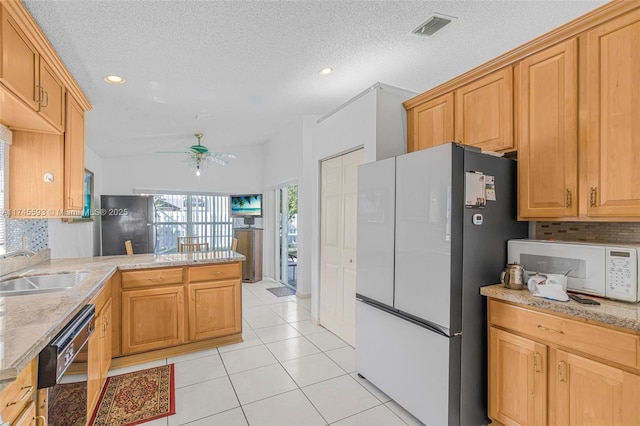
[0,251,245,389]
[481,283,640,332]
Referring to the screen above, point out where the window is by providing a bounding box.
[152,194,232,253]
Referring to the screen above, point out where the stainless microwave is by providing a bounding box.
[508,239,640,302]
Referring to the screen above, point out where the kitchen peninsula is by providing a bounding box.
[0,250,245,389]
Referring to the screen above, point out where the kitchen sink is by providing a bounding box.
[0,271,90,297]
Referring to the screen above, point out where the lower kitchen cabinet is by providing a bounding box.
[188,279,241,341]
[121,286,186,354]
[87,281,113,418]
[12,401,36,426]
[0,359,37,425]
[488,299,640,426]
[489,327,546,426]
[118,262,242,356]
[553,350,640,425]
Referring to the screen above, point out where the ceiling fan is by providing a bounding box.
[157,133,237,176]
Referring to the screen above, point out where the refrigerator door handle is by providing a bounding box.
[357,297,451,339]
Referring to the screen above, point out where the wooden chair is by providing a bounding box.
[124,240,133,255]
[231,238,238,251]
[178,242,209,252]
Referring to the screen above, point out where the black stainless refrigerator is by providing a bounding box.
[101,195,155,255]
[355,143,528,425]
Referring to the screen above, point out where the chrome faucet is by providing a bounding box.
[0,249,36,259]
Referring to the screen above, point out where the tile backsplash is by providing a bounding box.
[535,222,640,244]
[5,218,48,251]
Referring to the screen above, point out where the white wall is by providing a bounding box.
[259,118,304,286]
[48,145,103,258]
[101,144,264,195]
[304,84,415,319]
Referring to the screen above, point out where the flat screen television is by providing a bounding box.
[230,194,262,218]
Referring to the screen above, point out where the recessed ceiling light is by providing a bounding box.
[104,75,126,84]
[319,68,334,76]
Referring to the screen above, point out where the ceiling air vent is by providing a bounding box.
[412,15,452,36]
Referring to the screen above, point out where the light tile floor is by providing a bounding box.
[76,279,425,426]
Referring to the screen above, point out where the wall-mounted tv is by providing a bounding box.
[230,194,262,217]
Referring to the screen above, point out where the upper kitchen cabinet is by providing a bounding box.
[0,7,38,111]
[9,131,64,217]
[585,9,640,218]
[38,57,66,131]
[518,39,578,219]
[0,5,66,132]
[406,92,454,152]
[404,1,640,221]
[454,67,514,152]
[65,94,84,213]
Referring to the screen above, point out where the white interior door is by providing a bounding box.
[320,148,363,346]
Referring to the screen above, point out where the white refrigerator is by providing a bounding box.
[355,143,528,425]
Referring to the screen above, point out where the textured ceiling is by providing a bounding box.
[24,0,606,158]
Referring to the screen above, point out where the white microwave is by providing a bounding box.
[508,239,640,302]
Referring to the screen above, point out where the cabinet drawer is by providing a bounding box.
[489,300,639,369]
[121,268,183,289]
[189,263,241,283]
[0,359,35,424]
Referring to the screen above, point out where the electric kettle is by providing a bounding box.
[500,263,525,290]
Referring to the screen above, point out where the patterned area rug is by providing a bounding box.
[49,364,175,426]
[266,286,296,297]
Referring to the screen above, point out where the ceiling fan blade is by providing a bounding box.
[209,157,230,166]
[154,151,191,154]
[205,152,237,159]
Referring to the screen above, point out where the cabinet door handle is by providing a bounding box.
[6,385,33,407]
[590,187,597,207]
[178,292,183,304]
[533,352,541,373]
[558,360,568,383]
[537,324,564,334]
[565,189,572,208]
[35,415,46,426]
[42,89,49,107]
[191,289,195,301]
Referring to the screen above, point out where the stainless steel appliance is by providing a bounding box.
[508,239,640,302]
[37,305,96,388]
[101,195,155,255]
[355,143,528,425]
[37,305,96,421]
[500,263,525,289]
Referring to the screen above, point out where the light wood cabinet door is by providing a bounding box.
[518,39,578,219]
[554,350,640,426]
[455,67,514,152]
[188,279,241,341]
[38,58,65,131]
[65,94,85,213]
[586,9,640,217]
[0,359,36,425]
[86,327,101,417]
[12,401,36,426]
[407,92,454,152]
[100,298,112,382]
[489,327,547,426]
[9,131,64,217]
[121,286,185,354]
[0,8,39,111]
